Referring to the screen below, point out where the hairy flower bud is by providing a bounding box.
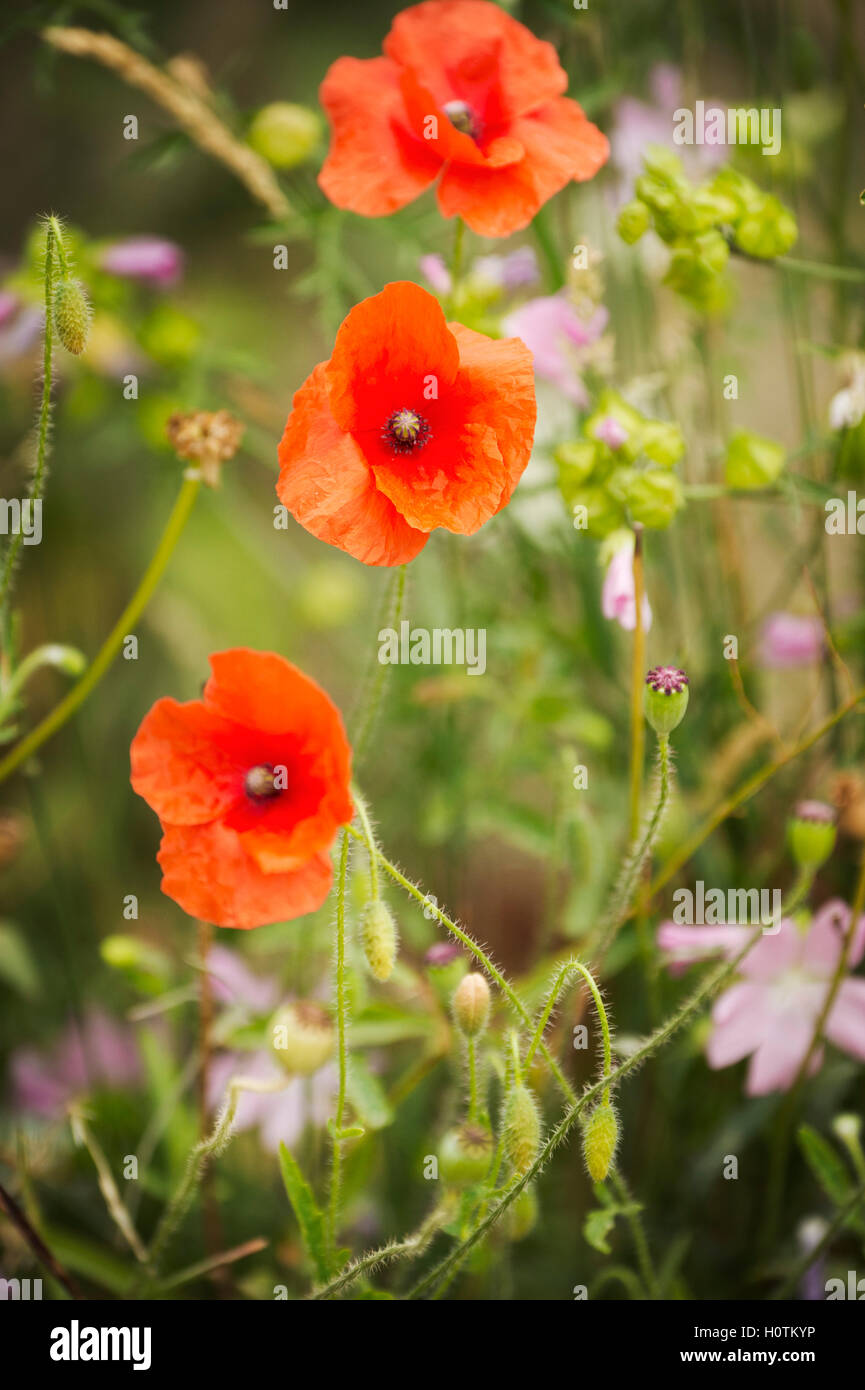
[438,1122,493,1187]
[504,1081,541,1177]
[582,1102,619,1183]
[270,1001,333,1076]
[53,279,90,354]
[788,801,837,872]
[360,899,398,981]
[452,971,490,1037]
[644,665,689,736]
[248,102,322,169]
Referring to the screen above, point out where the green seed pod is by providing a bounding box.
[247,102,322,169]
[452,972,490,1037]
[53,279,90,355]
[506,1183,539,1242]
[617,199,650,245]
[788,801,837,872]
[504,1082,541,1177]
[360,899,398,981]
[438,1122,493,1188]
[582,1102,619,1183]
[270,1002,333,1076]
[643,665,690,736]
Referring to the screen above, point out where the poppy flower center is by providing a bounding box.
[382,407,431,455]
[443,99,481,142]
[244,764,282,801]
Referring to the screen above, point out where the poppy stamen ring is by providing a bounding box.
[382,408,431,454]
[245,764,282,800]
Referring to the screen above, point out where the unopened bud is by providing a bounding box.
[270,1001,333,1076]
[788,801,837,872]
[53,279,90,354]
[360,899,398,981]
[247,102,322,169]
[582,1102,619,1183]
[644,665,689,736]
[452,972,490,1037]
[504,1082,540,1177]
[438,1122,493,1188]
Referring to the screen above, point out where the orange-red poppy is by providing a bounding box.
[130,649,352,929]
[277,280,536,566]
[318,0,609,237]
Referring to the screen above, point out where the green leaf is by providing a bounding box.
[346,1057,394,1131]
[0,920,39,998]
[584,1206,618,1255]
[278,1143,330,1283]
[797,1124,852,1207]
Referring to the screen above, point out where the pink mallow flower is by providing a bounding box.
[503,292,608,405]
[658,902,865,1095]
[10,1010,141,1118]
[602,535,652,632]
[100,237,184,287]
[758,613,823,669]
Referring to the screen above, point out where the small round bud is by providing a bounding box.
[438,1122,493,1188]
[452,972,490,1037]
[504,1082,541,1177]
[832,1113,862,1147]
[788,801,837,871]
[53,279,90,355]
[643,665,689,735]
[247,102,322,169]
[617,199,650,245]
[360,899,398,981]
[506,1183,539,1242]
[582,1102,619,1183]
[270,1002,333,1076]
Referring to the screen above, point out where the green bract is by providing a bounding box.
[724,431,785,489]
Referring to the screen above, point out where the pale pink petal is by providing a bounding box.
[657,922,749,967]
[745,1014,813,1095]
[739,918,800,981]
[706,982,769,1067]
[824,978,865,1062]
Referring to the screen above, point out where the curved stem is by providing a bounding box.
[351,785,380,899]
[524,959,612,1102]
[610,1168,660,1299]
[345,821,576,1105]
[594,733,672,961]
[466,1035,479,1120]
[0,476,201,785]
[327,829,351,1254]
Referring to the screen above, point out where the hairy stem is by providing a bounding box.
[327,829,351,1254]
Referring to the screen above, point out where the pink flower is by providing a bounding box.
[758,612,823,668]
[10,1010,141,1118]
[609,64,726,199]
[100,237,184,287]
[658,902,865,1095]
[503,293,608,405]
[602,536,652,632]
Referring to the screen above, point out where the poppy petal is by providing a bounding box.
[318,56,440,216]
[157,821,334,929]
[130,698,243,825]
[277,363,429,566]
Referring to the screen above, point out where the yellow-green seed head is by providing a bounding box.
[53,279,90,355]
[504,1082,541,1177]
[270,1002,333,1076]
[452,971,490,1037]
[438,1122,493,1188]
[360,899,398,981]
[582,1102,619,1183]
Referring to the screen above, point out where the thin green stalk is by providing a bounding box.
[628,529,646,842]
[345,822,576,1105]
[327,830,351,1253]
[351,563,407,767]
[351,786,379,899]
[467,1035,479,1120]
[0,476,201,785]
[524,960,611,1104]
[311,1198,453,1300]
[0,219,58,616]
[773,1177,865,1300]
[610,1168,661,1299]
[68,1106,147,1263]
[408,927,763,1299]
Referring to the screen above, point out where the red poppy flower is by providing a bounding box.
[277,280,536,566]
[318,0,609,237]
[130,649,353,929]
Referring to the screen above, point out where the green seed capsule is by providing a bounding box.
[643,665,689,736]
[270,1002,333,1076]
[53,279,90,355]
[582,1102,619,1183]
[788,801,837,872]
[504,1082,540,1177]
[438,1122,493,1188]
[360,899,398,981]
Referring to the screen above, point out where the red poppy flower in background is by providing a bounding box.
[318,0,609,237]
[130,649,352,929]
[277,280,536,566]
